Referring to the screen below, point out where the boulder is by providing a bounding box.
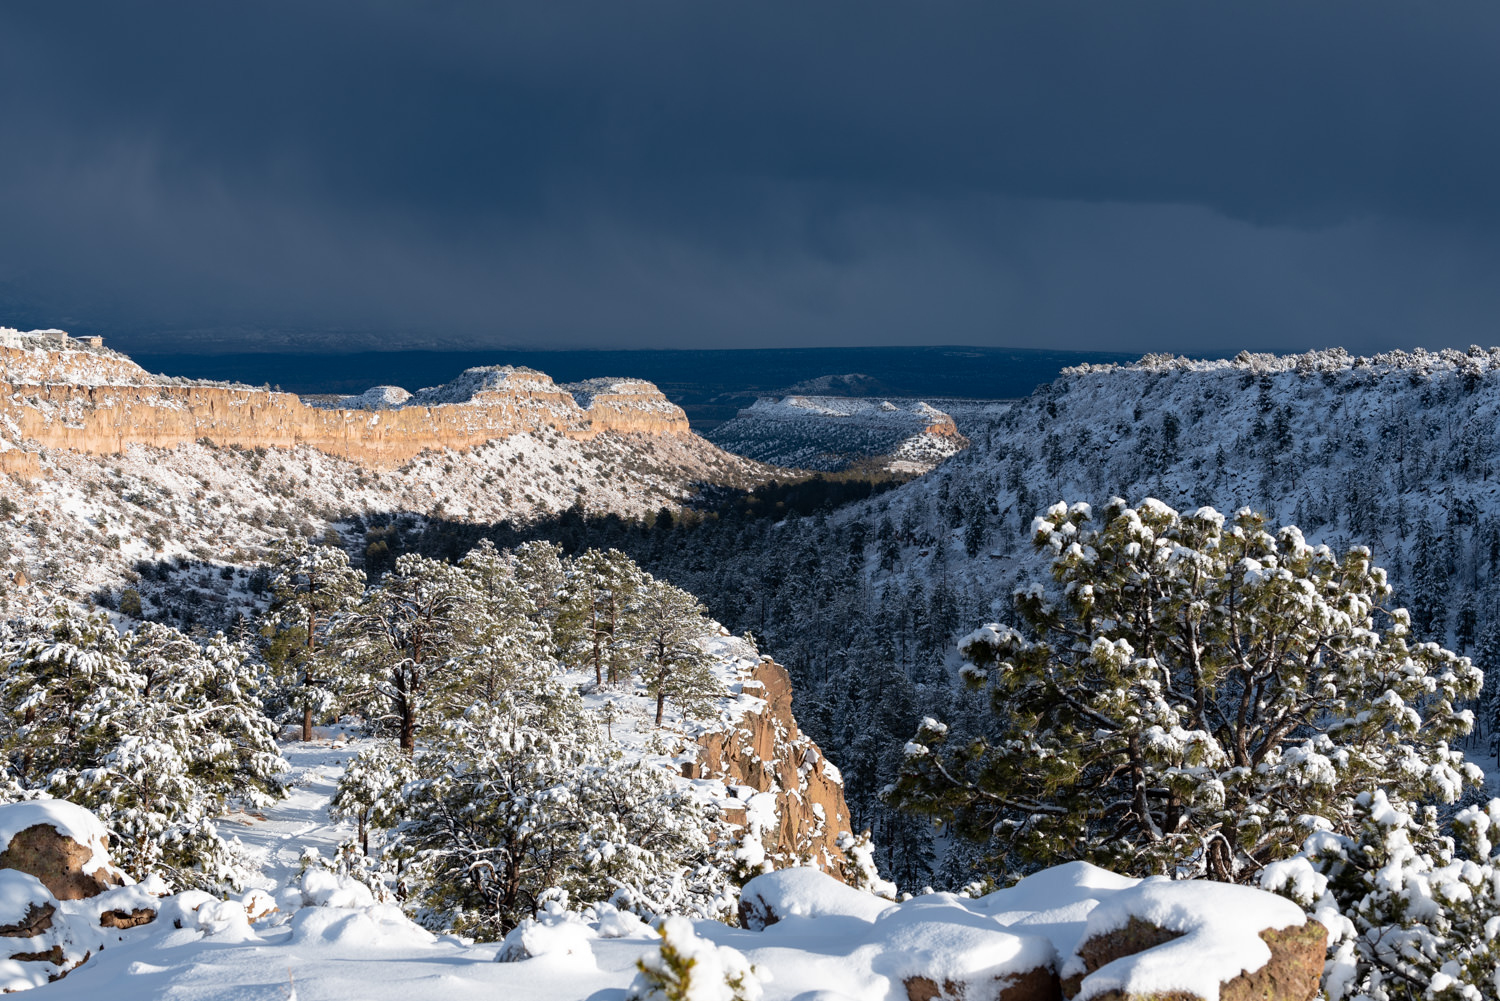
[906,964,1061,1001]
[0,802,123,900]
[1062,914,1325,1001]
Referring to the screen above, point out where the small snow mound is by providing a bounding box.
[290,902,435,950]
[739,867,895,929]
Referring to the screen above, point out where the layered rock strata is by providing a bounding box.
[0,340,693,471]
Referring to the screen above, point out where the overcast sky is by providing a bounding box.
[3,2,1499,355]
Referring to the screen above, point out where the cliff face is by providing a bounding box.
[0,347,693,470]
[694,656,855,878]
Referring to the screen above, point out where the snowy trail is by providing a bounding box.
[227,738,364,893]
[32,735,645,1001]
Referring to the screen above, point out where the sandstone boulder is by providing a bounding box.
[1061,882,1326,1001]
[0,801,123,900]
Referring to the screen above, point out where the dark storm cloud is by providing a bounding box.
[2,1,1500,353]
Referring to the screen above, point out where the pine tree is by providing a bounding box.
[556,548,643,687]
[1,605,287,889]
[889,499,1482,883]
[266,540,366,741]
[635,578,721,727]
[345,553,480,752]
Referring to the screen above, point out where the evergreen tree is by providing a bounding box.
[890,499,1481,883]
[1,605,287,889]
[346,553,480,752]
[556,548,643,686]
[635,578,721,726]
[265,540,366,741]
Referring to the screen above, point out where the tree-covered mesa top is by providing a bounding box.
[890,498,1482,883]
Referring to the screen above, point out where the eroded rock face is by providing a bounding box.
[696,657,856,879]
[1062,916,1325,1001]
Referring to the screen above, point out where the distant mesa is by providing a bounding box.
[708,394,969,474]
[781,372,891,396]
[335,385,411,410]
[0,329,695,471]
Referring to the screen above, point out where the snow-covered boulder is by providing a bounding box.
[739,867,894,929]
[0,801,122,901]
[0,802,165,991]
[1060,878,1324,1001]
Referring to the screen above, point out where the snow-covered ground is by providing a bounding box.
[22,735,1312,1001]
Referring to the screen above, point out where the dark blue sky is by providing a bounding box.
[3,2,1499,355]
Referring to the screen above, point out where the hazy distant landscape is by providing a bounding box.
[132,345,1136,430]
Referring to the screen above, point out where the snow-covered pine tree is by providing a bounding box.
[329,739,412,856]
[265,540,366,741]
[458,541,558,702]
[556,548,643,687]
[2,605,287,889]
[1265,789,1500,1001]
[388,694,728,938]
[889,499,1481,883]
[634,577,721,727]
[344,553,480,752]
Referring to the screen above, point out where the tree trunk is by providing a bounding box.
[655,690,666,727]
[400,702,416,753]
[302,707,313,742]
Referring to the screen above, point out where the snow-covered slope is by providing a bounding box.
[0,337,778,625]
[708,396,970,474]
[814,348,1500,645]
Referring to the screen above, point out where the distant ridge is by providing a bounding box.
[130,345,1140,431]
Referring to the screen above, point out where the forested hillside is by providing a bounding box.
[454,346,1500,892]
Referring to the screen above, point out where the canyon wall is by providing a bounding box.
[0,344,693,470]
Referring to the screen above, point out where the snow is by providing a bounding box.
[0,870,49,926]
[739,868,895,928]
[708,396,967,473]
[0,744,1313,1001]
[334,386,412,410]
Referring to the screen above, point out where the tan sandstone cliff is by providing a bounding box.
[693,655,855,878]
[0,338,692,471]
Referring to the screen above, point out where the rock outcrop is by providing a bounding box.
[693,655,855,878]
[0,801,160,991]
[0,338,695,473]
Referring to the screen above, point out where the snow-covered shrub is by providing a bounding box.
[0,605,287,890]
[627,915,764,1001]
[1263,790,1500,1001]
[835,830,898,900]
[889,499,1482,882]
[329,739,412,855]
[377,695,731,939]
